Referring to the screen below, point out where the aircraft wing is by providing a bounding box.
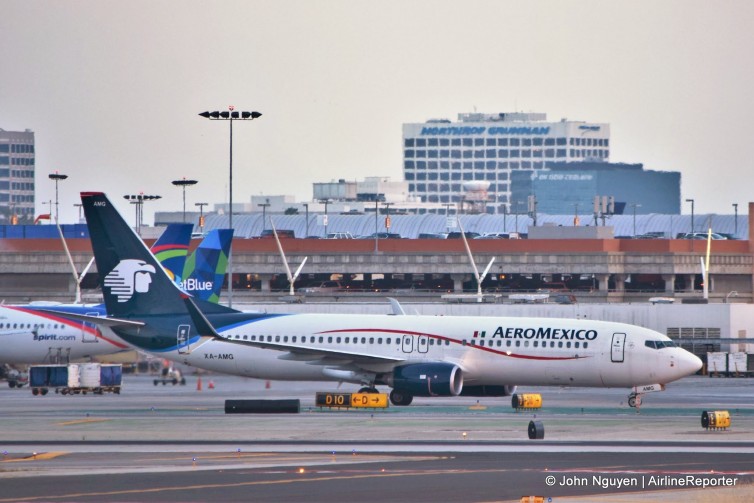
[218,336,406,365]
[181,295,405,365]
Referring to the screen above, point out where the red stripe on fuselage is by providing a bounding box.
[316,327,587,361]
[4,306,129,349]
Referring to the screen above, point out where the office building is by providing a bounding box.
[0,128,36,224]
[403,112,610,213]
[510,161,681,216]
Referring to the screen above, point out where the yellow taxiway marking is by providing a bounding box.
[0,467,483,502]
[2,452,67,463]
[56,418,112,426]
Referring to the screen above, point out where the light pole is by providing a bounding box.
[686,198,695,235]
[74,203,83,223]
[195,202,208,233]
[443,202,453,232]
[172,178,198,223]
[199,107,262,307]
[48,171,68,223]
[302,203,309,237]
[258,200,270,232]
[319,199,331,237]
[733,203,738,237]
[123,194,162,236]
[631,203,641,236]
[383,202,393,233]
[502,203,507,233]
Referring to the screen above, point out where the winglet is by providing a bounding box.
[387,297,407,316]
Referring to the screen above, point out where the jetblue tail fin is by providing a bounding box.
[151,223,193,283]
[81,192,188,317]
[181,229,233,303]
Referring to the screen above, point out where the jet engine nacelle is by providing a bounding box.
[460,385,517,397]
[387,362,463,397]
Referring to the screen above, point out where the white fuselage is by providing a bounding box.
[155,313,701,389]
[0,305,128,364]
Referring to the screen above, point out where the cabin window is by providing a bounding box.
[250,335,256,341]
[327,337,332,343]
[319,336,324,343]
[524,341,529,347]
[292,336,296,343]
[283,336,289,343]
[378,338,383,344]
[387,338,392,344]
[345,337,350,344]
[478,340,484,347]
[361,337,366,344]
[369,337,374,344]
[515,341,521,347]
[584,342,589,349]
[430,339,435,346]
[574,342,579,348]
[275,336,280,342]
[558,341,563,348]
[336,337,341,343]
[566,342,571,348]
[462,340,467,346]
[533,341,538,347]
[507,340,512,347]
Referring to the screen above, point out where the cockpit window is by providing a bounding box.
[645,340,676,350]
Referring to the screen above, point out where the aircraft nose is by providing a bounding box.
[678,351,703,377]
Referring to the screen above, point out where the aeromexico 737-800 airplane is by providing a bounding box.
[72,192,702,407]
[0,224,232,365]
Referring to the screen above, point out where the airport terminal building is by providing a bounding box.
[402,112,610,213]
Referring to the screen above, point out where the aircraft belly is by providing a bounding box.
[461,351,604,387]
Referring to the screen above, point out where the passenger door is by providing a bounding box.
[611,333,626,363]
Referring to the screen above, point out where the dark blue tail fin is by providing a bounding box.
[81,192,189,318]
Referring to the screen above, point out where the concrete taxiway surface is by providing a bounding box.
[1,374,753,502]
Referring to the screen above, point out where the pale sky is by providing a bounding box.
[2,1,753,224]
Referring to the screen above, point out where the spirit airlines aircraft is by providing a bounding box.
[73,192,702,407]
[0,224,232,365]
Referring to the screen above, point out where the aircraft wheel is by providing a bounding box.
[389,389,413,406]
[41,388,49,396]
[358,386,379,393]
[9,381,16,389]
[32,388,39,396]
[628,393,640,408]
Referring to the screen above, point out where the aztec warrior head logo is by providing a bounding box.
[104,259,156,302]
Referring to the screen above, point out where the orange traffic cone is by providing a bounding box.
[208,380,215,389]
[265,380,271,389]
[196,376,202,391]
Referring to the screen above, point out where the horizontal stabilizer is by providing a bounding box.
[181,295,223,339]
[36,309,145,328]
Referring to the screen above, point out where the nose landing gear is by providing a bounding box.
[628,383,665,408]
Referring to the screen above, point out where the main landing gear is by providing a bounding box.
[356,385,414,406]
[627,383,665,408]
[389,389,413,406]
